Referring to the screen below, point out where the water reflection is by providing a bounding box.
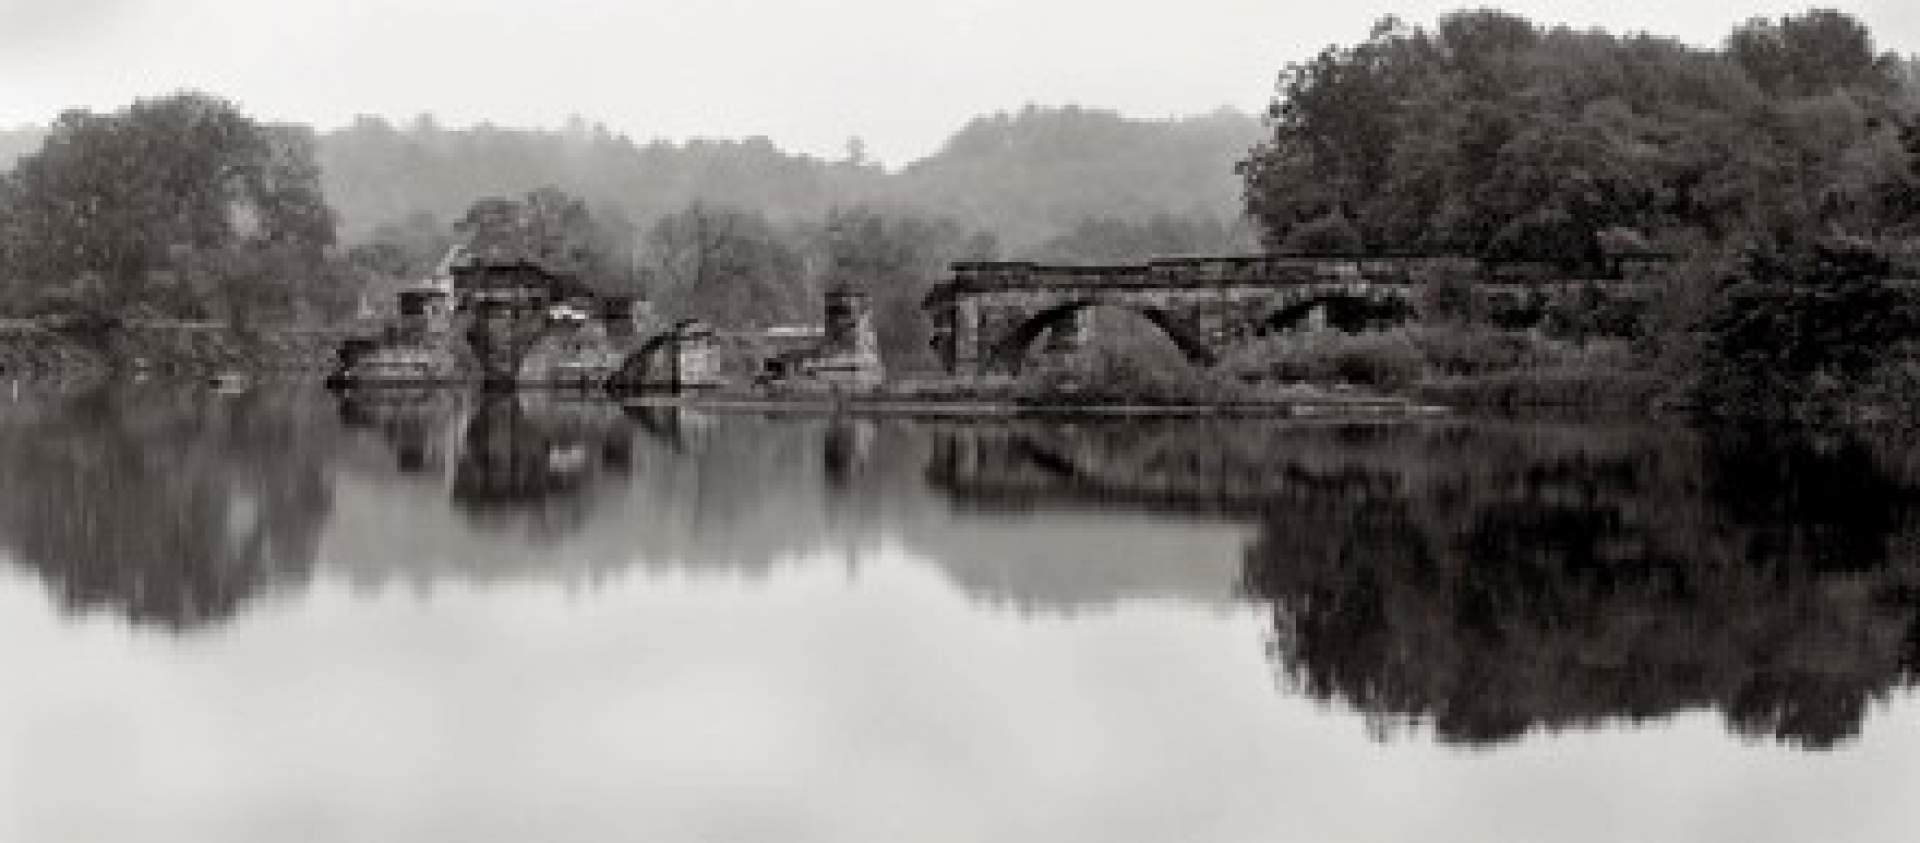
[922,418,1920,747]
[0,388,334,630]
[1233,423,1920,749]
[3,389,1920,750]
[329,392,911,584]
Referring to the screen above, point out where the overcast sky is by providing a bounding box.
[3,0,1916,166]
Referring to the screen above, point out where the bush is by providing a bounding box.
[1018,344,1243,405]
[1408,325,1543,375]
[1417,368,1664,410]
[1221,329,1425,390]
[1686,236,1913,421]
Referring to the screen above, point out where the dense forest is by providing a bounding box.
[1241,9,1920,259]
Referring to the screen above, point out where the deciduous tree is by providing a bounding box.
[1,92,337,320]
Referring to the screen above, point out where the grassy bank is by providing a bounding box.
[842,325,1656,412]
[1216,325,1668,412]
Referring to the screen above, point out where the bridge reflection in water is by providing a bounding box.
[2,389,1919,749]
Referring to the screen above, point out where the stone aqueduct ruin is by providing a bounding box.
[921,254,1666,377]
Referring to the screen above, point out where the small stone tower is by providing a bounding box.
[823,287,878,358]
[811,287,884,388]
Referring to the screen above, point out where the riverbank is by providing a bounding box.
[0,328,108,386]
[617,392,1449,419]
[1209,325,1674,413]
[0,322,344,386]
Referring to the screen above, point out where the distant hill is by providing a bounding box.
[2,106,1262,250]
[312,116,891,241]
[314,106,1263,248]
[898,105,1261,245]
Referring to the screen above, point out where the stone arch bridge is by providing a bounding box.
[922,254,1661,377]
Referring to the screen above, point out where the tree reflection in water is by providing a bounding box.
[1231,423,1920,749]
[0,387,335,630]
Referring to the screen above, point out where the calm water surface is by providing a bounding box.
[3,387,1919,842]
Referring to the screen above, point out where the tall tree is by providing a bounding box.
[2,93,336,316]
[640,203,807,327]
[452,187,639,293]
[1728,10,1902,98]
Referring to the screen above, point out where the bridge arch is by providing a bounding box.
[609,333,679,392]
[988,300,1217,375]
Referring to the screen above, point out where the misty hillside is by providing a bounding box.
[3,107,1262,249]
[900,106,1260,242]
[317,105,1261,247]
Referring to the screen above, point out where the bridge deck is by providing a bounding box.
[943,253,1667,292]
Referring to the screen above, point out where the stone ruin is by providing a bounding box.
[758,287,885,392]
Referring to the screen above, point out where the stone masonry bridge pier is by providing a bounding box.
[922,254,1663,378]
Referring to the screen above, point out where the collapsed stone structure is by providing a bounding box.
[331,252,723,391]
[606,319,726,392]
[759,287,885,391]
[331,251,881,394]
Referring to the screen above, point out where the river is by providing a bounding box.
[2,386,1917,842]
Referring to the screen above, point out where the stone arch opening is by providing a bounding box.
[611,334,677,389]
[989,300,1217,376]
[1260,293,1417,335]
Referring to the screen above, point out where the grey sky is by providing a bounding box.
[2,0,1916,165]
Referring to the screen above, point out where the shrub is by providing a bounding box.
[1018,344,1242,405]
[1410,324,1574,376]
[1221,329,1425,390]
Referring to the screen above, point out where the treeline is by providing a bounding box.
[1240,9,1920,260]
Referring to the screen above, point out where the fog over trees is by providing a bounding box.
[299,104,1260,251]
